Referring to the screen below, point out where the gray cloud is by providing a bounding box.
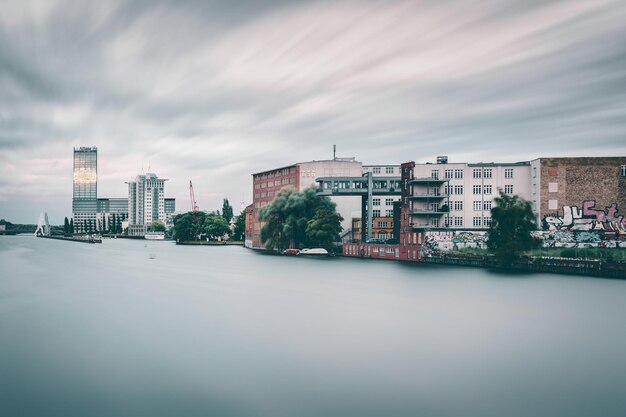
[1,0,625,223]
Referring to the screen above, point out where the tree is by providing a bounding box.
[83,220,87,234]
[148,221,166,232]
[306,207,343,251]
[204,214,230,240]
[64,217,70,235]
[232,213,246,241]
[259,187,341,250]
[222,199,234,223]
[69,218,74,234]
[172,211,206,241]
[487,191,539,266]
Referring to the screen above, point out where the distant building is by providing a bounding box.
[349,216,395,243]
[164,198,176,226]
[127,172,172,237]
[72,147,98,233]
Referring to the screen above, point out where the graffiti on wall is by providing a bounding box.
[543,200,626,232]
[421,231,487,256]
[540,200,626,248]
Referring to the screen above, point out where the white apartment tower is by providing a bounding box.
[127,173,167,236]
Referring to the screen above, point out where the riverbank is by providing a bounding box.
[176,240,243,246]
[38,235,102,244]
[422,252,626,279]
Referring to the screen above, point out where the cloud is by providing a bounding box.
[1,0,625,223]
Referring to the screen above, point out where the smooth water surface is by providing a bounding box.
[1,236,625,417]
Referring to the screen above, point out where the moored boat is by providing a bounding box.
[282,248,300,256]
[298,248,329,256]
[145,232,165,240]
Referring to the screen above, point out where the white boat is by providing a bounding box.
[145,232,165,240]
[298,248,329,256]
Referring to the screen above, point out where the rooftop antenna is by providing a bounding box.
[333,144,336,160]
[148,160,151,173]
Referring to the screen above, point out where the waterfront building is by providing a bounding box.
[72,147,98,234]
[349,217,395,243]
[127,172,171,237]
[250,158,363,248]
[164,198,176,226]
[530,157,626,236]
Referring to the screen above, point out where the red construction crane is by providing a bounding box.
[189,180,199,212]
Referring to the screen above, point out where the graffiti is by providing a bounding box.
[543,201,626,232]
[420,231,487,256]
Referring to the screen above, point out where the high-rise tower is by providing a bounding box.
[127,172,168,236]
[72,147,98,233]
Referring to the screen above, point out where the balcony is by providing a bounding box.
[408,177,448,184]
[409,210,448,216]
[409,194,448,199]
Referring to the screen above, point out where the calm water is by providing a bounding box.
[1,235,625,417]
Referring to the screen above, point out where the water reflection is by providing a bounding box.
[1,236,625,417]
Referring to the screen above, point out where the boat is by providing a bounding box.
[298,248,329,256]
[145,232,165,240]
[282,248,300,256]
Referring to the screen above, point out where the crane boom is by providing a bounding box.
[189,180,199,212]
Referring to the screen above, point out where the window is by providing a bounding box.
[454,185,463,195]
[373,210,381,217]
[473,169,482,179]
[444,185,453,195]
[454,201,463,211]
[504,185,513,194]
[430,218,440,227]
[483,201,492,211]
[289,177,295,184]
[431,170,439,179]
[454,217,463,226]
[386,210,394,217]
[454,169,463,179]
[373,198,380,206]
[385,198,393,205]
[378,232,387,240]
[386,247,394,254]
[483,169,492,179]
[483,217,491,227]
[621,165,626,176]
[378,221,388,228]
[373,167,381,174]
[473,217,481,227]
[385,167,394,174]
[483,185,492,195]
[473,201,481,211]
[533,167,537,178]
[429,202,439,211]
[505,168,513,179]
[549,199,558,210]
[473,185,481,195]
[445,169,453,179]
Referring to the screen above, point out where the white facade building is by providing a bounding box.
[127,173,168,237]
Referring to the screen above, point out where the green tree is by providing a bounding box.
[487,191,539,266]
[64,217,70,235]
[306,208,343,251]
[69,218,74,234]
[259,187,340,250]
[204,213,230,240]
[172,211,206,241]
[222,199,234,223]
[148,221,166,232]
[233,213,246,241]
[110,214,116,234]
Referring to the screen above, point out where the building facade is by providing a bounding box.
[250,158,363,248]
[96,198,128,232]
[127,173,169,237]
[72,147,98,233]
[531,157,626,245]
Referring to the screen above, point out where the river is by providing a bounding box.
[1,235,625,417]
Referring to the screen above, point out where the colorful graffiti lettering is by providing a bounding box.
[543,200,626,233]
[420,231,487,256]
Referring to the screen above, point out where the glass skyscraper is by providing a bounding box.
[72,146,98,233]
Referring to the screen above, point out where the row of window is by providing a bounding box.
[371,167,396,174]
[436,168,515,180]
[372,198,397,206]
[254,167,296,181]
[254,177,296,189]
[440,184,513,195]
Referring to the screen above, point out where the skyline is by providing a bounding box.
[2,0,626,223]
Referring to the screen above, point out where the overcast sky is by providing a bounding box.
[1,0,625,223]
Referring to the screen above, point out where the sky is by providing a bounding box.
[1,0,625,224]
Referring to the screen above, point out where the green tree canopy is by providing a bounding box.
[64,217,70,234]
[148,221,166,232]
[172,212,205,241]
[232,213,246,241]
[259,187,341,250]
[222,199,234,223]
[487,190,539,266]
[204,213,230,240]
[306,208,343,250]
